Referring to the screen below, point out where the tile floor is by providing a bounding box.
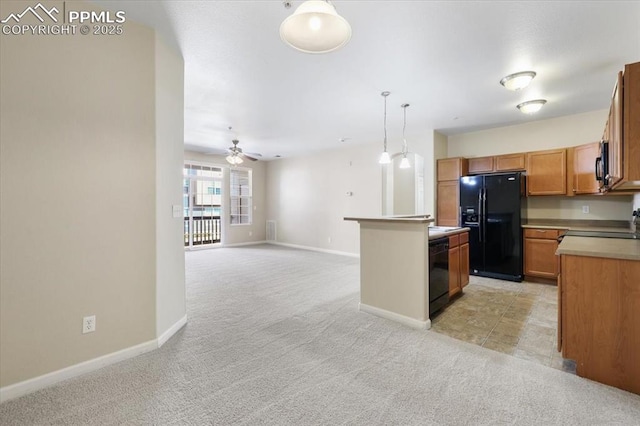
[430,275,577,374]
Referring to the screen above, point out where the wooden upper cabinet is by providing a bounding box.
[468,156,494,174]
[437,157,468,181]
[526,148,567,196]
[495,153,526,171]
[608,71,623,189]
[604,62,640,191]
[570,142,600,195]
[468,154,525,174]
[437,181,459,227]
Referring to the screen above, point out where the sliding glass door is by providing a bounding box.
[183,163,223,248]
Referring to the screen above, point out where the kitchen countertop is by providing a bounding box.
[556,235,640,261]
[428,226,470,240]
[344,215,434,224]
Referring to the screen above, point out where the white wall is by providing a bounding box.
[447,110,633,220]
[155,36,187,338]
[0,3,157,387]
[266,143,383,255]
[183,151,267,244]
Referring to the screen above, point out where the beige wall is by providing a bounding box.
[448,110,609,157]
[266,143,383,255]
[447,110,633,220]
[155,36,187,336]
[183,151,267,244]
[1,1,186,389]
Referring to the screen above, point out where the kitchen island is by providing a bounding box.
[344,215,468,329]
[556,234,640,395]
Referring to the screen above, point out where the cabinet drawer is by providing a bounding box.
[459,232,469,244]
[524,228,561,240]
[449,234,460,247]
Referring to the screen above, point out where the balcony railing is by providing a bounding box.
[184,216,221,246]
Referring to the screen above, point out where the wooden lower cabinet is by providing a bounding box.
[460,243,469,288]
[523,228,563,280]
[560,254,640,395]
[448,245,461,297]
[448,232,469,297]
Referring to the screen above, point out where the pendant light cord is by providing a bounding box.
[383,95,388,152]
[402,104,408,155]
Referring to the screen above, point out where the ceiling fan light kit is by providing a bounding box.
[226,155,243,165]
[280,0,352,54]
[223,139,260,165]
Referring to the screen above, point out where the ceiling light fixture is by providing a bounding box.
[399,103,411,169]
[379,91,391,164]
[280,1,352,54]
[517,99,547,114]
[500,71,537,91]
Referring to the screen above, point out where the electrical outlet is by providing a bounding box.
[249,231,253,237]
[83,315,96,334]
[582,205,590,214]
[328,237,332,244]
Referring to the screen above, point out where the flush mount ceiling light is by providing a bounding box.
[378,91,391,164]
[399,103,411,169]
[280,1,352,54]
[517,99,547,114]
[500,71,537,91]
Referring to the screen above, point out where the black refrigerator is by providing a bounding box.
[459,172,525,282]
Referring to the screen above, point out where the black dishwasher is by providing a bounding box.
[429,237,450,315]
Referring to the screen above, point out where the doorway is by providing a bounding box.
[183,163,223,248]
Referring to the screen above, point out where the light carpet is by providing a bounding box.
[1,244,640,425]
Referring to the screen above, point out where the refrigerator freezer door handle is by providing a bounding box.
[482,187,487,244]
[478,190,483,242]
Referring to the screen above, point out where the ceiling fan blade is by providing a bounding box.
[245,152,262,157]
[241,153,259,161]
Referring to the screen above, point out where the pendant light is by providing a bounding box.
[280,1,352,54]
[379,91,391,164]
[399,103,411,169]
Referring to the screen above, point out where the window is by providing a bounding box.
[230,168,252,225]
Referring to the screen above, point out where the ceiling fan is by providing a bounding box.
[209,139,262,165]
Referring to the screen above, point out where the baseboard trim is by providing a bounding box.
[267,241,359,258]
[224,240,267,248]
[158,314,187,347]
[359,303,431,330]
[1,315,188,404]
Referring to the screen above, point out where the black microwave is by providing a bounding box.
[595,140,609,190]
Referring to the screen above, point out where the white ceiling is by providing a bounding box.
[94,1,640,159]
